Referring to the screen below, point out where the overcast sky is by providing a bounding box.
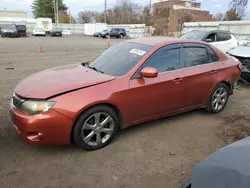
[0,0,249,18]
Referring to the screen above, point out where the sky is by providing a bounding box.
[0,0,249,18]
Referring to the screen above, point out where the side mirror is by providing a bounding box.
[205,39,212,42]
[140,67,158,78]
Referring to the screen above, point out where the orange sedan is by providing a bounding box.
[10,37,241,150]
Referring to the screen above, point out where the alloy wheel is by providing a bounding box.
[81,112,115,147]
[212,87,228,111]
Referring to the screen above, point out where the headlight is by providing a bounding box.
[20,100,56,115]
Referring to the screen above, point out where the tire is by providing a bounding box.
[119,34,124,38]
[73,105,119,150]
[205,83,229,113]
[1,35,5,38]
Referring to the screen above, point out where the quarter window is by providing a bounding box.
[207,47,219,62]
[217,32,231,41]
[184,47,210,67]
[145,47,182,73]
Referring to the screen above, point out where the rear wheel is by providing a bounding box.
[73,105,119,150]
[119,34,124,38]
[206,83,229,113]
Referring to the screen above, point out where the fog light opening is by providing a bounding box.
[26,132,44,142]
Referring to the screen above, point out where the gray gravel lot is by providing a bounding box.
[0,36,250,188]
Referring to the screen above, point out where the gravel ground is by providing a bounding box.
[0,36,250,188]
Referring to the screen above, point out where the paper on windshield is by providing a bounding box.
[130,49,147,56]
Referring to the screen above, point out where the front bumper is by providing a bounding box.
[9,103,73,146]
[2,32,18,36]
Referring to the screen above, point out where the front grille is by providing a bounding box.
[12,94,25,108]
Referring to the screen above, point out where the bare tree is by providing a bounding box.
[224,8,241,20]
[213,13,224,21]
[224,0,248,20]
[78,11,99,23]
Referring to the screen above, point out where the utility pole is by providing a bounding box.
[56,0,59,26]
[54,0,56,25]
[104,0,107,23]
[148,0,152,36]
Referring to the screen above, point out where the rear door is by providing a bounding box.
[180,43,218,108]
[128,44,186,122]
[212,32,235,53]
[110,28,119,37]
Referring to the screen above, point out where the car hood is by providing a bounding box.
[14,64,115,99]
[228,46,250,58]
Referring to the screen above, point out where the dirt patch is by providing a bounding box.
[220,114,250,144]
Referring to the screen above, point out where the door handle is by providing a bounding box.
[210,70,217,74]
[172,78,183,84]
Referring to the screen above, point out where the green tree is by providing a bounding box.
[31,0,68,22]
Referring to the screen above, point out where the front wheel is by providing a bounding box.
[73,105,119,150]
[205,83,229,113]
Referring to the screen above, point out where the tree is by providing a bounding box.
[224,8,241,20]
[58,11,76,23]
[224,0,248,20]
[31,0,68,22]
[78,11,99,23]
[213,13,224,21]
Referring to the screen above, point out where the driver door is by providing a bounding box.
[128,44,186,123]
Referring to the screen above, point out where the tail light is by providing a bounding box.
[237,63,242,71]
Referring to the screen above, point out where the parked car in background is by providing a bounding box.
[181,137,250,188]
[10,37,241,150]
[50,28,62,37]
[16,25,27,37]
[32,27,46,36]
[62,29,72,36]
[36,17,53,35]
[228,42,250,83]
[0,24,19,38]
[94,29,110,38]
[93,31,101,37]
[109,28,126,38]
[180,30,238,53]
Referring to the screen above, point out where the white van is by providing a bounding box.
[36,18,53,34]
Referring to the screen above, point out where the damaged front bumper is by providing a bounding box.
[228,55,250,84]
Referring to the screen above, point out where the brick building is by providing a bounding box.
[153,0,212,34]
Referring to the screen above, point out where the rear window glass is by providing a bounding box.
[3,24,16,29]
[217,32,231,41]
[184,47,210,67]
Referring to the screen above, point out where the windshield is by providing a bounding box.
[180,31,208,40]
[3,25,16,30]
[88,42,152,76]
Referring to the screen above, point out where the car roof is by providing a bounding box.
[188,30,232,34]
[125,37,209,47]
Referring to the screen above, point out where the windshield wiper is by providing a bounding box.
[83,63,104,74]
[88,66,104,74]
